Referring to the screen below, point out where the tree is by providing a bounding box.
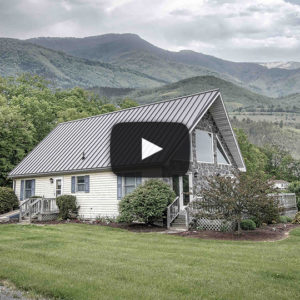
[235,128,267,176]
[193,173,279,233]
[0,96,34,186]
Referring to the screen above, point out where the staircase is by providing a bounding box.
[170,211,188,230]
[166,196,189,230]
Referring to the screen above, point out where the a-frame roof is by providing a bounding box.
[9,89,246,177]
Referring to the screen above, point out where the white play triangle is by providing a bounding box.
[141,138,163,160]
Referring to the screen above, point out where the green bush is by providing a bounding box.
[56,195,79,220]
[240,219,256,230]
[279,216,288,223]
[118,179,176,224]
[0,187,19,214]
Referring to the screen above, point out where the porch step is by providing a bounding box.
[170,213,188,230]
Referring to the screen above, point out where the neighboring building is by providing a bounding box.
[271,180,290,190]
[9,89,246,220]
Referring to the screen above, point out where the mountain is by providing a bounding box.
[260,61,300,70]
[91,75,297,112]
[0,38,164,89]
[28,33,300,97]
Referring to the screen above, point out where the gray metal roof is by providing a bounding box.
[9,89,246,177]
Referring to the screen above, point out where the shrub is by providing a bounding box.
[56,195,79,220]
[279,216,288,223]
[118,179,176,224]
[292,212,300,224]
[240,219,256,230]
[0,187,19,214]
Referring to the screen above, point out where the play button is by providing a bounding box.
[142,138,163,160]
[110,122,190,177]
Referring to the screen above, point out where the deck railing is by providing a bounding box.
[167,196,180,229]
[19,197,58,222]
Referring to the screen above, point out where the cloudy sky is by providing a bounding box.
[1,0,300,62]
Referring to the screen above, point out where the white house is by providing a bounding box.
[9,89,245,222]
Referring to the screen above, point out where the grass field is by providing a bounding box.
[0,224,300,300]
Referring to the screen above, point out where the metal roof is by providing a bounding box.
[9,89,246,177]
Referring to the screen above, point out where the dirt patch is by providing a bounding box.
[172,223,300,241]
[31,219,166,232]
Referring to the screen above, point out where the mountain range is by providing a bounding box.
[0,33,299,110]
[27,33,300,97]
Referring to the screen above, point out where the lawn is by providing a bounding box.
[0,224,300,300]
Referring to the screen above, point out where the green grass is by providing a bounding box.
[0,224,300,300]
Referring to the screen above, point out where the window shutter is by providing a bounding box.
[20,180,25,201]
[117,176,122,200]
[85,175,90,193]
[71,176,76,193]
[136,176,142,186]
[31,179,35,197]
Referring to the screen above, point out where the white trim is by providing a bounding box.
[189,92,220,133]
[216,135,231,166]
[195,129,214,164]
[218,93,246,172]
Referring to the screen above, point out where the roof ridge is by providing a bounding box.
[58,88,220,126]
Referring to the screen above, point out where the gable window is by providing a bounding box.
[216,137,230,165]
[195,130,214,163]
[117,174,142,199]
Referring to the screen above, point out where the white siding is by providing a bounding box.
[15,171,118,219]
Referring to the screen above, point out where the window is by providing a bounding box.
[77,176,85,192]
[25,180,33,199]
[71,175,89,193]
[117,174,142,199]
[216,138,230,165]
[195,130,213,163]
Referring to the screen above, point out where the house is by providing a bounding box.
[270,180,290,190]
[9,89,246,222]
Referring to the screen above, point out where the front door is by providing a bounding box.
[55,178,63,197]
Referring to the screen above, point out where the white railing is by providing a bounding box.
[19,197,58,222]
[167,196,180,229]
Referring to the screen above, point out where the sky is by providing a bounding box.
[0,0,300,62]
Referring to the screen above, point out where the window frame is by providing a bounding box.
[216,135,231,166]
[195,129,214,164]
[76,176,86,193]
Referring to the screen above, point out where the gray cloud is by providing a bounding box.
[1,0,300,62]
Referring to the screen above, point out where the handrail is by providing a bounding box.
[19,197,58,222]
[167,196,180,229]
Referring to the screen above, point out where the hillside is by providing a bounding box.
[94,76,291,112]
[231,118,300,159]
[0,38,163,89]
[28,33,300,97]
